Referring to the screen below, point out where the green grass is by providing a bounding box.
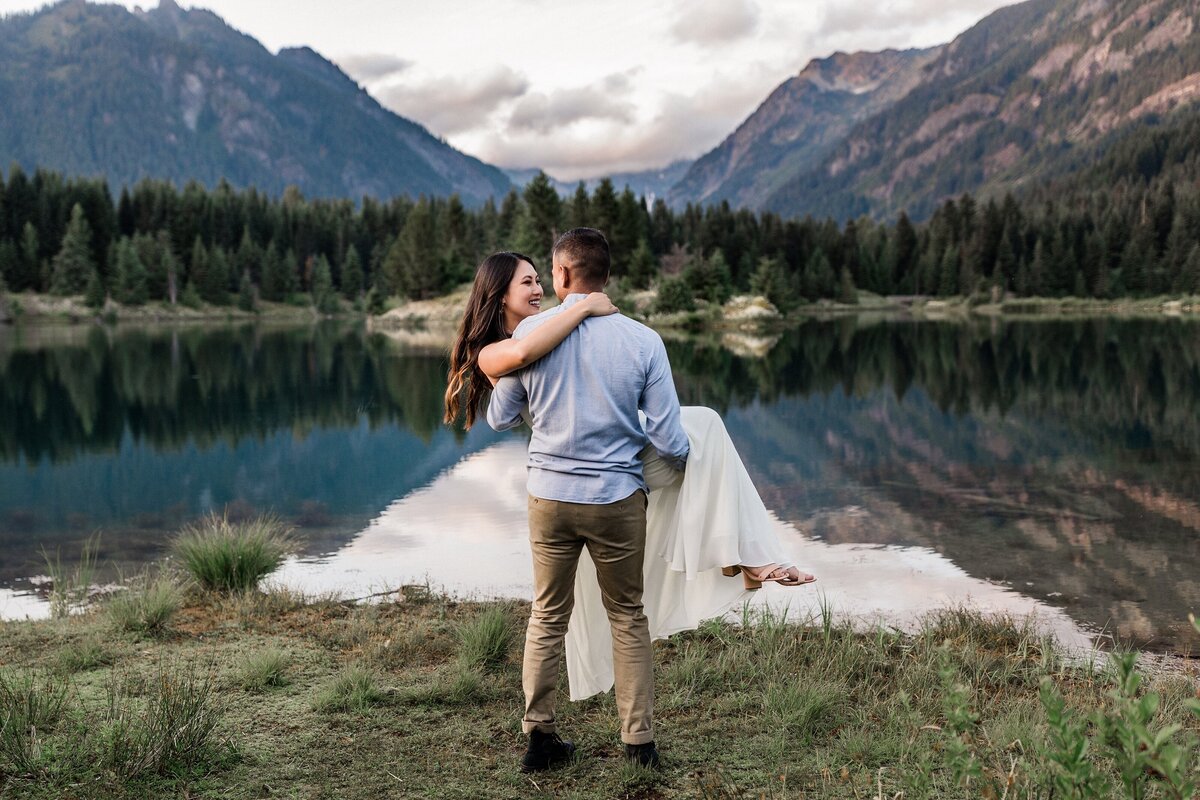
[235,647,291,692]
[455,605,518,670]
[40,534,99,619]
[105,574,184,635]
[171,514,294,593]
[0,594,1195,798]
[313,664,386,713]
[51,636,115,674]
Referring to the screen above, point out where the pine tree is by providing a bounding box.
[1181,245,1200,296]
[84,266,106,309]
[311,254,338,314]
[684,249,732,304]
[113,237,148,305]
[188,237,209,302]
[341,245,364,299]
[749,256,797,312]
[203,247,230,305]
[938,244,959,296]
[260,242,288,302]
[237,270,257,312]
[590,179,619,238]
[0,240,15,293]
[568,182,590,228]
[235,226,261,285]
[518,172,561,263]
[389,201,442,300]
[803,248,835,299]
[51,204,96,295]
[626,239,657,289]
[837,266,858,305]
[16,222,39,291]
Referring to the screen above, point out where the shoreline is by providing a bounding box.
[6,289,1200,331]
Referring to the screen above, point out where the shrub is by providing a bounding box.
[654,276,695,314]
[172,514,294,593]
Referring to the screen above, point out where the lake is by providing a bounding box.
[1,316,1197,652]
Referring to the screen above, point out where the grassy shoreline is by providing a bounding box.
[6,288,1200,331]
[2,578,1197,798]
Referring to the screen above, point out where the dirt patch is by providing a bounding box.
[1029,43,1080,80]
[1129,71,1200,118]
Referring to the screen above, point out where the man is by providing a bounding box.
[487,227,689,773]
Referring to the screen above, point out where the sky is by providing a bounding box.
[2,0,1017,180]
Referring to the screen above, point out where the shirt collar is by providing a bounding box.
[558,293,589,309]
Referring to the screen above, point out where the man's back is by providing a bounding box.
[487,293,689,504]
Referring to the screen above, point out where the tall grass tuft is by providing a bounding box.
[52,638,114,675]
[456,606,517,670]
[41,535,100,618]
[100,662,223,778]
[314,665,386,713]
[172,514,294,593]
[236,647,291,692]
[106,573,183,635]
[0,671,68,774]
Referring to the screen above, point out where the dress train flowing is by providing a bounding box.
[564,406,796,701]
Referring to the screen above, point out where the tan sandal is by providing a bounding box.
[721,563,815,590]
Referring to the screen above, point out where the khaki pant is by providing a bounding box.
[523,490,653,745]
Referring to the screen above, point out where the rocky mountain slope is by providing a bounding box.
[762,0,1200,220]
[668,48,940,210]
[0,0,511,203]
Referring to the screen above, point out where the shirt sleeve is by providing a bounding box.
[486,374,528,431]
[640,335,689,470]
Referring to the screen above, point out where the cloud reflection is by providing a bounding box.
[271,439,1095,651]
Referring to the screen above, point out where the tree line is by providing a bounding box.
[0,160,1198,313]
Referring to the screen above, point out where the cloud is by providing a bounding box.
[671,0,760,45]
[471,68,776,181]
[817,0,1013,42]
[376,66,530,136]
[506,71,639,134]
[336,53,413,83]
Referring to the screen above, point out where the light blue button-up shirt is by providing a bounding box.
[486,293,690,504]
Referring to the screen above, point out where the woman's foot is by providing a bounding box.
[721,564,815,590]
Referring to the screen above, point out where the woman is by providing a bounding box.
[444,251,815,700]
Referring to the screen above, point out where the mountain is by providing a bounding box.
[506,159,694,201]
[668,49,939,210]
[0,0,511,204]
[761,0,1200,220]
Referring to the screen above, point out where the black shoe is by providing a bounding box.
[624,741,661,769]
[521,729,576,773]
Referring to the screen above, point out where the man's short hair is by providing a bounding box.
[553,228,610,287]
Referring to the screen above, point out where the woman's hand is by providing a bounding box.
[580,291,618,317]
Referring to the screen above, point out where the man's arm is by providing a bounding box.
[640,336,689,470]
[486,374,528,431]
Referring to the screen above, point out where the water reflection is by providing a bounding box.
[0,318,1196,650]
[275,439,1095,653]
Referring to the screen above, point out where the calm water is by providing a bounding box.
[1,317,1197,651]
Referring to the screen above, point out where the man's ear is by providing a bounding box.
[559,265,572,290]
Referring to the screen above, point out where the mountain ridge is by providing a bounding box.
[0,0,511,204]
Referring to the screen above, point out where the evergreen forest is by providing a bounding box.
[2,109,1200,316]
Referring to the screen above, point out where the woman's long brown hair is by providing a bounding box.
[444,252,536,429]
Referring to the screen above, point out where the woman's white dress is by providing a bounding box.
[563,405,796,700]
